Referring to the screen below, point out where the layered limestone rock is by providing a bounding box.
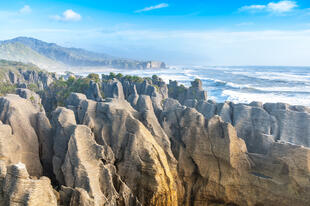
[194,100,310,154]
[66,95,178,206]
[86,80,103,102]
[102,79,125,99]
[136,79,167,112]
[0,74,310,206]
[16,88,44,112]
[159,99,310,206]
[5,68,56,90]
[0,95,53,177]
[51,107,77,185]
[164,78,310,154]
[0,122,21,167]
[0,161,57,206]
[168,79,207,106]
[135,95,175,162]
[63,91,310,206]
[102,75,168,112]
[61,125,140,206]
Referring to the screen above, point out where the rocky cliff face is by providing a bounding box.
[0,74,309,206]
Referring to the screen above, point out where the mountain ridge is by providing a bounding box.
[0,42,65,70]
[0,37,166,70]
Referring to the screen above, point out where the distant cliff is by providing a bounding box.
[0,37,166,70]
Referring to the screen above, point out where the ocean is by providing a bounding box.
[76,66,310,106]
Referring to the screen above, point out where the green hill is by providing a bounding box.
[0,42,64,70]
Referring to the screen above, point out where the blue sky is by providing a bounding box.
[1,0,310,66]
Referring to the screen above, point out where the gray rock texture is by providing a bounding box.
[0,74,310,206]
[16,88,44,112]
[0,161,57,206]
[0,95,52,177]
[102,79,125,99]
[86,80,103,102]
[61,125,140,206]
[51,107,77,185]
[193,100,310,154]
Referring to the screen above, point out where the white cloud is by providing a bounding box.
[239,5,266,12]
[135,3,169,13]
[240,1,297,13]
[267,1,297,12]
[19,5,32,14]
[51,9,81,22]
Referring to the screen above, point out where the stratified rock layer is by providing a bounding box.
[61,125,140,206]
[66,96,178,206]
[0,76,310,206]
[0,161,57,206]
[0,95,52,177]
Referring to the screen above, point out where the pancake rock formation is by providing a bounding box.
[0,73,309,206]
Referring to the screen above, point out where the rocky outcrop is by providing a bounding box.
[0,95,53,177]
[168,79,207,105]
[86,80,103,102]
[101,76,168,113]
[16,88,44,112]
[0,74,310,206]
[63,79,310,206]
[51,107,77,185]
[159,100,310,205]
[61,125,140,206]
[102,79,125,99]
[6,68,56,90]
[0,161,57,206]
[193,100,310,154]
[66,96,178,206]
[135,95,176,165]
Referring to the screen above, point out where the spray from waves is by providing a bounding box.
[231,71,310,83]
[222,90,310,106]
[196,77,261,91]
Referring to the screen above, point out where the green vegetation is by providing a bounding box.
[0,59,50,97]
[29,96,35,103]
[27,83,39,92]
[191,78,201,88]
[123,75,144,83]
[152,75,159,81]
[168,84,186,98]
[0,83,16,96]
[102,73,144,83]
[116,73,123,79]
[87,73,100,83]
[46,73,103,106]
[48,78,90,106]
